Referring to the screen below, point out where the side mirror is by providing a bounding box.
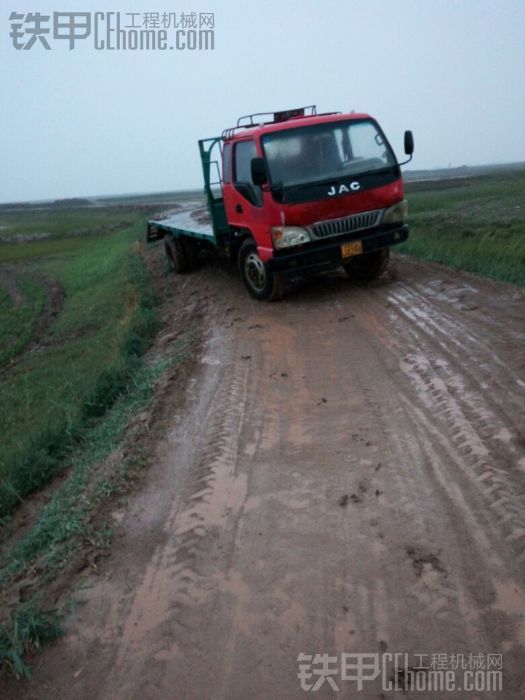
[251,157,268,186]
[404,130,414,156]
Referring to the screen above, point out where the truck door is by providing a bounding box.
[224,139,267,239]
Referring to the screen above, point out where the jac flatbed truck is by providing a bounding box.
[147,105,414,300]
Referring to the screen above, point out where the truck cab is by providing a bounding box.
[220,106,413,299]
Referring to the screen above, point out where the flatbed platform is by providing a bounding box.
[148,204,216,242]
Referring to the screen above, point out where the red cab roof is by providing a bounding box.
[223,112,371,142]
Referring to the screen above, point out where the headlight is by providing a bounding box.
[271,226,311,250]
[382,199,408,224]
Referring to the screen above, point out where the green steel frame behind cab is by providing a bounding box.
[146,137,235,246]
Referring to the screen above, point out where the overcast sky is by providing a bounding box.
[1,0,524,202]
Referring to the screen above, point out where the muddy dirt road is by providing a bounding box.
[10,250,525,699]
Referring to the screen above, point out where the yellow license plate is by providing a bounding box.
[341,240,363,258]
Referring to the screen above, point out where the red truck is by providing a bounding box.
[147,105,413,300]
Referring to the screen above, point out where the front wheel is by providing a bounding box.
[238,240,286,301]
[343,247,390,281]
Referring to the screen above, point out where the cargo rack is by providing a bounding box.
[221,105,341,140]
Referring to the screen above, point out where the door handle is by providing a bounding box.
[235,204,243,213]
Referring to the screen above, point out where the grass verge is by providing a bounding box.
[0,332,193,677]
[0,606,62,678]
[400,169,525,286]
[0,221,159,519]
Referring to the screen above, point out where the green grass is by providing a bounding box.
[0,215,159,519]
[0,279,46,367]
[0,207,139,241]
[0,605,62,678]
[0,334,191,588]
[400,169,525,286]
[0,235,106,264]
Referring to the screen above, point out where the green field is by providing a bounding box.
[0,207,139,242]
[0,206,160,520]
[401,168,525,286]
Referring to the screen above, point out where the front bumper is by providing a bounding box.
[267,224,408,274]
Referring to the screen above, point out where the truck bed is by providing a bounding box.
[148,204,216,243]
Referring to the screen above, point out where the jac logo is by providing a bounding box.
[327,182,361,196]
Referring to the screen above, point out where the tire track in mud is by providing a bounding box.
[349,264,525,681]
[330,320,473,654]
[385,279,522,387]
[377,279,525,567]
[311,266,525,663]
[388,280,525,417]
[225,301,477,674]
[109,347,251,684]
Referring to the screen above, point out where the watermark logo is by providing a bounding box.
[9,11,215,51]
[297,652,503,693]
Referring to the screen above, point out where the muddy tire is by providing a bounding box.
[238,239,286,301]
[343,247,390,281]
[180,237,200,270]
[165,236,189,274]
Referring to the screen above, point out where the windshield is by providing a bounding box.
[261,119,396,188]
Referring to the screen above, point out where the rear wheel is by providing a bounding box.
[180,236,200,269]
[238,240,286,301]
[165,236,189,274]
[343,247,390,281]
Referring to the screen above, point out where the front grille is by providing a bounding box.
[309,209,383,239]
